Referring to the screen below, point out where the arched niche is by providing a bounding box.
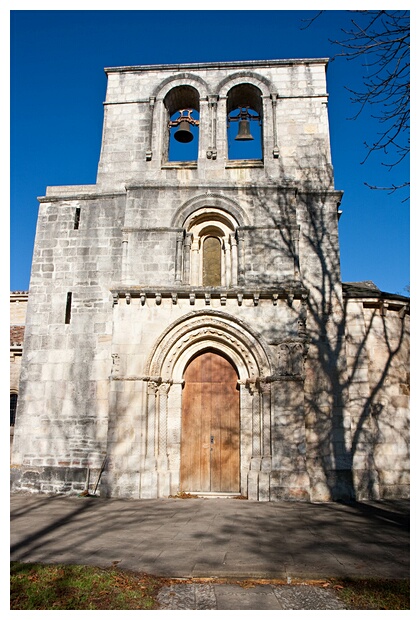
[180,207,240,286]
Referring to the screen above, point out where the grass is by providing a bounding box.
[10,562,410,610]
[331,577,410,610]
[10,562,167,610]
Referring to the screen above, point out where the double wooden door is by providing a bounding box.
[180,351,240,493]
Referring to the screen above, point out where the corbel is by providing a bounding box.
[140,293,146,306]
[272,293,278,306]
[112,292,119,306]
[237,292,243,306]
[189,293,196,305]
[125,293,131,305]
[205,293,211,306]
[155,293,162,306]
[171,292,178,305]
[253,293,260,306]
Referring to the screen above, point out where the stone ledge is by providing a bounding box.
[110,284,308,307]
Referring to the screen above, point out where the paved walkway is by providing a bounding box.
[10,494,409,609]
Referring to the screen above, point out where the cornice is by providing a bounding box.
[105,58,329,74]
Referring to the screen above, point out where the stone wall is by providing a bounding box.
[11,59,409,501]
[343,285,410,499]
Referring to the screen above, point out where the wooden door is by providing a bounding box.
[181,351,240,493]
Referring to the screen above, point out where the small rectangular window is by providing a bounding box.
[74,208,81,230]
[65,292,72,324]
[10,393,18,426]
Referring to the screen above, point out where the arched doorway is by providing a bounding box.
[180,350,240,493]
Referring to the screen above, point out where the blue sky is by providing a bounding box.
[9,8,410,295]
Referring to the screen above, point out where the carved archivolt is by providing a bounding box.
[171,193,250,229]
[147,311,271,382]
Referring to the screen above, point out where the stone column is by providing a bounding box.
[146,381,158,459]
[260,380,272,470]
[206,94,218,160]
[145,96,155,161]
[141,380,159,498]
[237,230,245,285]
[250,382,262,460]
[224,237,231,287]
[175,231,183,283]
[230,233,238,286]
[157,381,171,496]
[121,230,130,283]
[191,237,200,285]
[220,239,226,287]
[157,382,170,465]
[183,233,192,284]
[292,226,301,279]
[270,92,280,158]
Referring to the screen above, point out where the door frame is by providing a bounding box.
[143,312,272,499]
[180,349,240,493]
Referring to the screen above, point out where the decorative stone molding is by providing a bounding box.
[146,310,272,383]
[110,283,309,308]
[276,340,309,379]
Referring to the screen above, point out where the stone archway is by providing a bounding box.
[141,311,272,499]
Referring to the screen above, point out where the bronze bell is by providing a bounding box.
[174,120,194,143]
[235,119,254,141]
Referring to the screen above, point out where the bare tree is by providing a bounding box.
[304,10,410,198]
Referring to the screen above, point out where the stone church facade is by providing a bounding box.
[11,59,409,501]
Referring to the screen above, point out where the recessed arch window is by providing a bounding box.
[164,86,200,162]
[227,84,263,161]
[183,209,239,287]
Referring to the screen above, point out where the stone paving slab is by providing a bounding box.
[10,495,409,585]
[156,583,347,610]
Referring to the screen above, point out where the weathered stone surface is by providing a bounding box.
[11,59,409,502]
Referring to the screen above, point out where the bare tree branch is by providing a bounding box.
[304,10,410,199]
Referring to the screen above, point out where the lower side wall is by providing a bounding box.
[10,465,103,496]
[10,462,409,500]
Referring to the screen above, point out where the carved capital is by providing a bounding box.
[277,341,308,377]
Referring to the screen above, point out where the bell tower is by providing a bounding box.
[12,60,353,502]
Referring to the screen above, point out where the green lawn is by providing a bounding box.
[10,562,410,610]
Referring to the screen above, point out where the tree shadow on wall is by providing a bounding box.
[247,142,409,502]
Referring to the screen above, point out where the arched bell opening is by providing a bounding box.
[164,86,200,162]
[226,83,263,161]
